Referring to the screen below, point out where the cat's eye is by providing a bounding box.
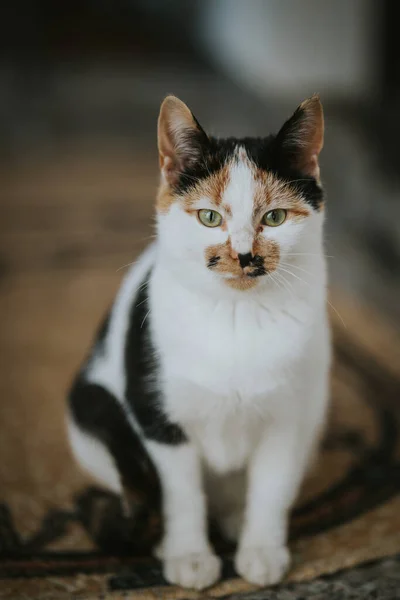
[198,209,223,228]
[262,209,287,227]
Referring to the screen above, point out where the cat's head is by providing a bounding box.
[156,95,324,292]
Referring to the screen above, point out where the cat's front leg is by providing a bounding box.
[235,420,307,586]
[146,440,221,590]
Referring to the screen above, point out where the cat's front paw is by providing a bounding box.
[235,545,290,586]
[163,552,221,590]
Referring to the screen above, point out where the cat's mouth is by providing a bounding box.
[229,271,266,281]
[226,264,269,284]
[223,269,268,290]
[243,267,268,278]
[230,270,267,280]
[238,255,268,278]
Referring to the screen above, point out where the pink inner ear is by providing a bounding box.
[161,155,181,186]
[301,152,320,180]
[158,96,209,187]
[310,154,320,180]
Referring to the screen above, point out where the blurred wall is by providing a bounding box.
[200,0,378,100]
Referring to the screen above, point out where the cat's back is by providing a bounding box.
[82,243,157,399]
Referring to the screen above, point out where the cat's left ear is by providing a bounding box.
[158,95,209,186]
[275,95,324,182]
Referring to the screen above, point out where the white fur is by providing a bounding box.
[69,151,330,590]
[223,155,255,255]
[150,153,330,587]
[68,246,156,499]
[86,244,156,403]
[67,419,121,493]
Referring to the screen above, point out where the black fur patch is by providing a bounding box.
[69,272,186,504]
[207,255,220,268]
[174,135,323,211]
[248,255,267,278]
[124,272,187,445]
[68,380,160,497]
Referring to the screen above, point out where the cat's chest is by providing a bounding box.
[187,410,264,473]
[152,288,309,397]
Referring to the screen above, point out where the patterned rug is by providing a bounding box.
[1,286,400,599]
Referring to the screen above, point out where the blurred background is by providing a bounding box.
[0,0,400,316]
[1,0,399,317]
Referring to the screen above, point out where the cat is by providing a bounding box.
[67,94,330,590]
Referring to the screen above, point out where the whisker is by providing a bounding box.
[276,266,305,284]
[136,297,148,308]
[278,266,347,328]
[268,271,284,295]
[283,178,315,185]
[141,309,151,329]
[138,280,150,292]
[116,261,136,272]
[284,253,334,259]
[273,271,295,299]
[327,299,347,329]
[268,271,285,295]
[274,270,292,288]
[280,261,315,278]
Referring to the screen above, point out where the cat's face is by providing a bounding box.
[156,96,324,291]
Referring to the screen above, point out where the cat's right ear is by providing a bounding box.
[158,96,209,186]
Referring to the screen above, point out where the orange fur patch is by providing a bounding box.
[157,157,313,222]
[222,203,232,217]
[252,169,311,222]
[156,181,176,214]
[226,277,259,291]
[205,238,280,291]
[205,241,256,290]
[156,165,230,214]
[253,239,280,271]
[205,240,240,271]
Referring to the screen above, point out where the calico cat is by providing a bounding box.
[67,95,330,590]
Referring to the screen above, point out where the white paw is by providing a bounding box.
[163,552,222,590]
[218,509,243,542]
[235,545,290,586]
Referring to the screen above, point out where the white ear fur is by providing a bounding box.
[277,95,324,181]
[157,96,208,185]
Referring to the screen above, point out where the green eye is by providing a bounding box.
[198,209,223,228]
[262,209,287,227]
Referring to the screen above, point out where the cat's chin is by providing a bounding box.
[223,274,264,291]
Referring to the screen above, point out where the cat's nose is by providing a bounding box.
[238,253,253,269]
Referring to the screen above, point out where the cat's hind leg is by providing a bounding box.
[68,416,121,493]
[67,378,157,502]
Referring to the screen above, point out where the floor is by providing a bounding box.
[227,555,400,599]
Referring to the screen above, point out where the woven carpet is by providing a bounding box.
[0,154,399,599]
